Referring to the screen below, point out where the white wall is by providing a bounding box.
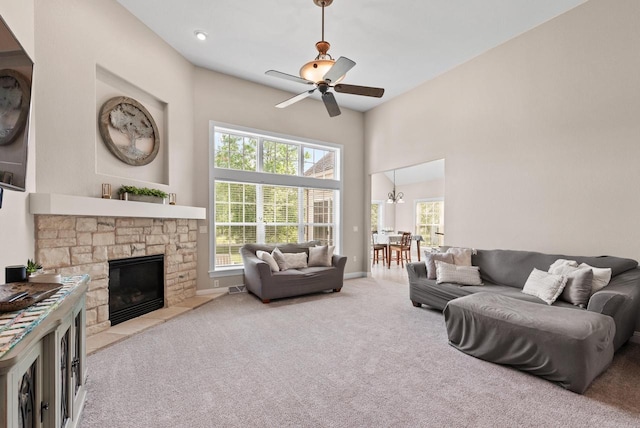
[365,0,640,261]
[34,0,195,203]
[193,67,366,289]
[0,0,35,283]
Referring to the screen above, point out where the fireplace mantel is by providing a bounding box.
[29,193,206,219]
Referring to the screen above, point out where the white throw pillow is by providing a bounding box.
[549,259,578,272]
[522,268,568,305]
[578,263,612,294]
[282,252,308,270]
[445,247,473,266]
[256,250,280,272]
[435,260,482,286]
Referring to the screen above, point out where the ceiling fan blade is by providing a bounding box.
[276,89,316,109]
[265,70,314,86]
[322,56,356,84]
[334,83,385,98]
[322,91,341,117]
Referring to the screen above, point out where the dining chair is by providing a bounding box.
[388,231,412,268]
[371,231,387,265]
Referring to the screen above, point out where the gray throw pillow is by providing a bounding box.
[271,247,287,271]
[425,252,455,280]
[550,265,593,308]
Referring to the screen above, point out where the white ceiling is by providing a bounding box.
[116,0,585,113]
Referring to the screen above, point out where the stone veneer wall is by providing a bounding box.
[34,215,198,336]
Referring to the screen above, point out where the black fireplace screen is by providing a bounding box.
[109,254,164,326]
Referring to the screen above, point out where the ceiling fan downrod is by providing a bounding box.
[315,0,332,60]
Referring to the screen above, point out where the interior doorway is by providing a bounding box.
[369,159,445,282]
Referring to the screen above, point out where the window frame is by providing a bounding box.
[414,198,444,248]
[209,122,343,277]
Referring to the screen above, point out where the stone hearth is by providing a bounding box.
[34,215,198,336]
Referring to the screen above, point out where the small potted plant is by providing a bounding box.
[118,185,168,204]
[26,258,42,280]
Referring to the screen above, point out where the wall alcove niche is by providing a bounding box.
[95,65,168,185]
[0,15,34,193]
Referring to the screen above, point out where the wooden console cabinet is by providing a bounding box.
[0,275,89,428]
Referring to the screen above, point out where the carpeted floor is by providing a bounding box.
[79,277,640,428]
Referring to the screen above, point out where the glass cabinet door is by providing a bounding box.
[59,327,70,428]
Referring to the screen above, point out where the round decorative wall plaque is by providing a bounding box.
[98,96,160,166]
[0,69,30,146]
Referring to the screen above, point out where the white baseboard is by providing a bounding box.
[630,331,640,345]
[196,288,229,296]
[344,272,367,280]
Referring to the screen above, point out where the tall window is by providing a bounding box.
[370,201,384,232]
[415,199,444,247]
[211,125,341,271]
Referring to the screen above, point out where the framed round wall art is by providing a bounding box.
[98,96,160,166]
[0,69,31,146]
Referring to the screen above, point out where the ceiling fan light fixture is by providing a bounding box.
[300,59,345,83]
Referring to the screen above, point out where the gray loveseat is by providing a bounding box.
[241,242,347,303]
[407,249,640,350]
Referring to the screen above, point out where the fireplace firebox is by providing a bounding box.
[108,254,164,326]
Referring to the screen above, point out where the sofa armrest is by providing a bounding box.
[242,254,272,291]
[407,262,428,283]
[332,254,348,273]
[587,268,640,350]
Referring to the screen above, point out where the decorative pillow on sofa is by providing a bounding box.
[425,252,455,280]
[256,250,280,272]
[578,263,612,294]
[281,252,308,270]
[548,264,593,308]
[435,261,482,286]
[271,247,288,271]
[308,245,335,267]
[522,268,568,305]
[445,247,474,266]
[549,259,578,272]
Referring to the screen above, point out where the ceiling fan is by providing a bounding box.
[265,0,384,117]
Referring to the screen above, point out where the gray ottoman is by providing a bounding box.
[444,292,615,393]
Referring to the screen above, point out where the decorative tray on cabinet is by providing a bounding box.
[0,282,63,312]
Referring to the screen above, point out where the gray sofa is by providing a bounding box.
[408,249,640,393]
[241,242,347,303]
[407,249,640,351]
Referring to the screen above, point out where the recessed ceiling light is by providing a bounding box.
[194,30,208,41]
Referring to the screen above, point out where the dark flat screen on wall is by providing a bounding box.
[0,15,33,192]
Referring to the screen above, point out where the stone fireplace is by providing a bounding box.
[33,208,201,336]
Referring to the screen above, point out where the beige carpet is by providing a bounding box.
[79,277,640,427]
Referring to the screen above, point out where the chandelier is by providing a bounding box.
[387,170,404,204]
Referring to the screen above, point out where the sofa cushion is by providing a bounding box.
[424,252,455,280]
[256,250,280,272]
[272,247,288,271]
[549,264,593,308]
[522,268,567,305]
[308,245,334,267]
[283,252,308,269]
[446,247,473,266]
[579,263,612,294]
[436,261,482,286]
